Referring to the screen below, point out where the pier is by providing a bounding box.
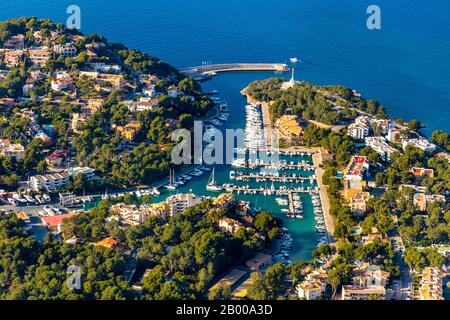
[225,185,318,196]
[181,63,289,80]
[288,192,294,213]
[234,173,315,183]
[246,162,315,171]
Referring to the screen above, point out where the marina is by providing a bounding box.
[77,74,328,262]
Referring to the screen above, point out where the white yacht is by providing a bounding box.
[165,170,177,190]
[206,168,223,191]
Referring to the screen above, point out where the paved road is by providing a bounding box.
[391,235,412,300]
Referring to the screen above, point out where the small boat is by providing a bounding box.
[229,170,236,180]
[35,195,44,204]
[24,195,35,204]
[206,89,219,95]
[7,198,19,206]
[290,57,299,63]
[206,168,223,191]
[43,194,51,203]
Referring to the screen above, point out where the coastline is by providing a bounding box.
[241,86,336,246]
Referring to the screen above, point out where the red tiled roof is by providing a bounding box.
[42,213,78,227]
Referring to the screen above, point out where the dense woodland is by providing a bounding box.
[0,195,286,300]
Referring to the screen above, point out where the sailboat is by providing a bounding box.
[166,170,177,190]
[206,168,223,191]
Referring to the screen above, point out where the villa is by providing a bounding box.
[414,193,446,211]
[3,34,26,50]
[45,149,69,168]
[218,217,243,235]
[167,85,182,98]
[80,71,126,90]
[349,191,371,215]
[386,128,401,143]
[409,167,435,179]
[115,121,141,141]
[41,212,79,233]
[341,263,389,300]
[246,253,273,271]
[51,71,73,91]
[110,203,156,225]
[90,62,121,73]
[296,269,328,300]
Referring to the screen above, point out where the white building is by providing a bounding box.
[51,71,73,91]
[90,62,121,73]
[365,137,399,161]
[29,167,96,192]
[30,172,70,192]
[296,280,326,300]
[386,128,401,143]
[218,218,243,235]
[53,43,77,57]
[296,269,328,300]
[402,138,436,153]
[347,123,369,140]
[165,193,202,217]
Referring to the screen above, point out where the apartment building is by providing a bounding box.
[165,193,202,217]
[0,139,25,159]
[275,115,304,142]
[53,43,77,57]
[30,167,96,191]
[419,267,443,300]
[365,136,399,161]
[28,47,51,66]
[3,49,24,67]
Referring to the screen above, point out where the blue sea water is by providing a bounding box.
[2,0,450,134]
[2,0,450,261]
